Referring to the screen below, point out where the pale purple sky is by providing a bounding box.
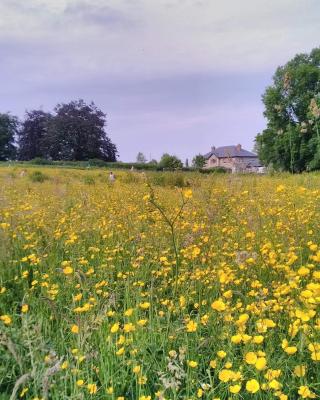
[0,0,319,162]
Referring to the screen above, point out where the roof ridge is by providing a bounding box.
[205,145,257,159]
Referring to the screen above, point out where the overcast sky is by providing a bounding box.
[0,0,319,162]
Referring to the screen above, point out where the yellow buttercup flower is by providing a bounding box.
[63,266,73,275]
[71,324,79,334]
[133,365,141,374]
[244,352,257,365]
[229,384,241,394]
[188,360,198,368]
[123,323,135,333]
[217,350,227,359]
[116,347,125,356]
[21,304,29,313]
[284,346,297,355]
[253,335,264,344]
[183,189,193,199]
[0,315,12,325]
[209,359,217,369]
[110,322,120,333]
[294,365,306,377]
[298,386,316,399]
[246,379,260,393]
[124,308,133,316]
[218,369,233,383]
[211,299,226,312]
[186,320,197,332]
[87,383,97,394]
[255,357,267,371]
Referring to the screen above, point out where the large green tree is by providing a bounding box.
[0,113,18,161]
[255,47,320,172]
[44,100,118,161]
[18,110,52,160]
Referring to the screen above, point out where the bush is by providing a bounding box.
[83,175,95,185]
[151,172,189,187]
[29,157,53,165]
[29,170,49,182]
[87,159,107,168]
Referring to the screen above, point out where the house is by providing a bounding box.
[204,144,264,173]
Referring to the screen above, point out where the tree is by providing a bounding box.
[0,113,18,161]
[185,158,189,168]
[192,154,206,169]
[18,110,52,160]
[159,153,183,169]
[255,47,320,172]
[136,152,147,163]
[44,100,118,161]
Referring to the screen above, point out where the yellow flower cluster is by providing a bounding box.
[0,167,320,398]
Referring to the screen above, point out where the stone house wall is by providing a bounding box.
[205,155,260,172]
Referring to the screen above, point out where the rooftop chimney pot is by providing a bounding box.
[236,144,242,152]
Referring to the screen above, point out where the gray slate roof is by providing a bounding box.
[204,145,257,159]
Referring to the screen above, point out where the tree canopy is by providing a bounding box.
[192,154,206,169]
[159,153,183,169]
[255,47,320,172]
[44,100,118,161]
[18,110,52,161]
[13,100,118,162]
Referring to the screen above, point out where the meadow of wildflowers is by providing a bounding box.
[0,166,320,399]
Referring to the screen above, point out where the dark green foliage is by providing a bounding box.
[18,110,52,161]
[83,175,95,185]
[255,47,320,172]
[87,158,108,167]
[0,113,18,161]
[29,157,53,165]
[44,100,118,161]
[29,170,49,182]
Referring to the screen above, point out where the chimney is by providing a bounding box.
[211,146,216,152]
[236,144,242,152]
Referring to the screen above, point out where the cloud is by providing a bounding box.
[0,0,319,160]
[63,1,139,29]
[1,0,319,78]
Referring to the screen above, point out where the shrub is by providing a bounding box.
[83,175,95,185]
[151,172,189,187]
[29,170,49,182]
[29,158,53,165]
[87,159,107,168]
